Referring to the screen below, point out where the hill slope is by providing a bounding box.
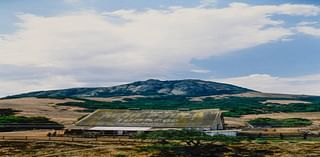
[5,79,254,98]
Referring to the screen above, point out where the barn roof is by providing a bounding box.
[76,109,222,128]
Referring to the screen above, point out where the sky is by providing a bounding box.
[0,0,320,96]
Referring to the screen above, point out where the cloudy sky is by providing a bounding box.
[0,0,320,96]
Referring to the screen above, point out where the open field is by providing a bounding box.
[190,92,308,101]
[262,100,311,105]
[224,117,248,128]
[242,112,320,127]
[0,98,87,127]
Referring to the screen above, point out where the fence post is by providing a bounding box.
[72,137,74,142]
[2,136,4,140]
[25,136,28,140]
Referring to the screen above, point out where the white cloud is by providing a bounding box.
[0,75,86,97]
[191,69,211,74]
[217,74,320,95]
[297,21,318,26]
[0,3,319,96]
[297,26,320,37]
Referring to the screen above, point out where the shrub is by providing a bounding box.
[134,129,244,144]
[248,118,312,128]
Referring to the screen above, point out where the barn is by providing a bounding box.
[71,109,224,136]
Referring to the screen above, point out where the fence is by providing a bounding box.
[0,136,155,143]
[1,133,319,142]
[238,132,320,139]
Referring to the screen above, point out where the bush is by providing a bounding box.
[134,129,244,144]
[248,118,312,128]
[0,109,17,116]
[0,115,59,124]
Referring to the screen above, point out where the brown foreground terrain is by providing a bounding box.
[1,139,320,157]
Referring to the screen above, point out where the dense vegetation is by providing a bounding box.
[248,118,312,128]
[0,115,60,124]
[0,109,17,116]
[0,108,63,131]
[135,129,250,157]
[135,129,243,143]
[57,96,320,117]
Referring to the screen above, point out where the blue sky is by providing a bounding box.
[0,0,320,96]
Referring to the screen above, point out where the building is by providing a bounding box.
[70,109,224,136]
[204,130,240,137]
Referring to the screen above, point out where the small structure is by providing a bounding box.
[204,130,240,137]
[71,109,224,136]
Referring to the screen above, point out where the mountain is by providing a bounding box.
[4,79,254,98]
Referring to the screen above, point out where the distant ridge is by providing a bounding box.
[4,79,255,98]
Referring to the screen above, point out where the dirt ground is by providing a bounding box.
[0,98,87,127]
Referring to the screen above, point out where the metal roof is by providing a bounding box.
[76,109,222,128]
[89,127,152,131]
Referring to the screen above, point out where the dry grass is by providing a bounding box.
[224,117,247,129]
[0,140,150,157]
[0,97,82,105]
[228,141,320,157]
[241,112,320,132]
[0,98,87,127]
[189,92,305,102]
[262,100,311,105]
[1,140,320,157]
[0,130,55,137]
[84,95,145,102]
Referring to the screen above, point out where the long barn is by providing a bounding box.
[72,109,224,136]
